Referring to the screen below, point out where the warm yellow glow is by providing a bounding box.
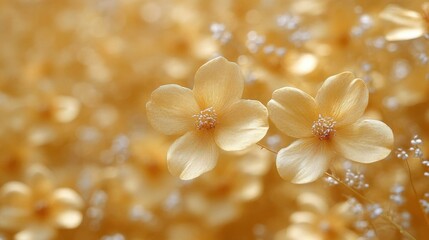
[0,1,428,239]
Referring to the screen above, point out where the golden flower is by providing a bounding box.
[379,3,429,41]
[268,72,394,184]
[146,56,269,180]
[0,165,84,240]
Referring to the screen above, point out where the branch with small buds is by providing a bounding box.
[256,142,417,240]
[397,135,429,228]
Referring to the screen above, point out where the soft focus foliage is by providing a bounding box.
[1,0,429,239]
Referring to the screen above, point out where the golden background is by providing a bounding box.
[0,0,428,239]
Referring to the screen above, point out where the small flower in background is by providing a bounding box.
[274,192,358,240]
[129,132,180,209]
[379,3,429,41]
[0,165,84,240]
[0,141,45,185]
[82,164,160,231]
[146,56,269,180]
[2,0,429,239]
[182,145,271,226]
[268,72,394,184]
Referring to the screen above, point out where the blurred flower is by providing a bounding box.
[84,165,145,229]
[0,165,84,240]
[268,72,394,183]
[0,140,45,185]
[380,3,429,41]
[183,145,270,226]
[274,192,358,240]
[129,132,179,209]
[1,0,429,238]
[146,56,269,180]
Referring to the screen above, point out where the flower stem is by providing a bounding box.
[324,172,417,240]
[256,142,278,154]
[255,143,417,240]
[404,158,429,227]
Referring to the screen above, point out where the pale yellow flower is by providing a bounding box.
[146,56,269,180]
[268,72,394,184]
[380,3,429,41]
[0,165,84,240]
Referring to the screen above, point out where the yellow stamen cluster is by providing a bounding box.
[312,114,336,140]
[193,107,217,130]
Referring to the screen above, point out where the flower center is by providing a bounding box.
[312,114,336,140]
[34,200,50,218]
[193,107,217,130]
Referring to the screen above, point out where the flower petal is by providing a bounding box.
[231,175,262,201]
[380,5,424,26]
[16,225,56,240]
[146,84,199,135]
[276,138,332,184]
[297,192,328,214]
[282,224,321,240]
[53,210,82,229]
[0,182,32,230]
[289,211,318,224]
[333,120,394,163]
[268,87,318,138]
[379,5,426,41]
[50,188,84,228]
[26,164,55,196]
[193,57,244,111]
[316,72,368,126]
[385,27,425,41]
[214,100,268,151]
[424,3,429,16]
[167,131,218,180]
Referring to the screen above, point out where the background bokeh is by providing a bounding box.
[1,0,429,239]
